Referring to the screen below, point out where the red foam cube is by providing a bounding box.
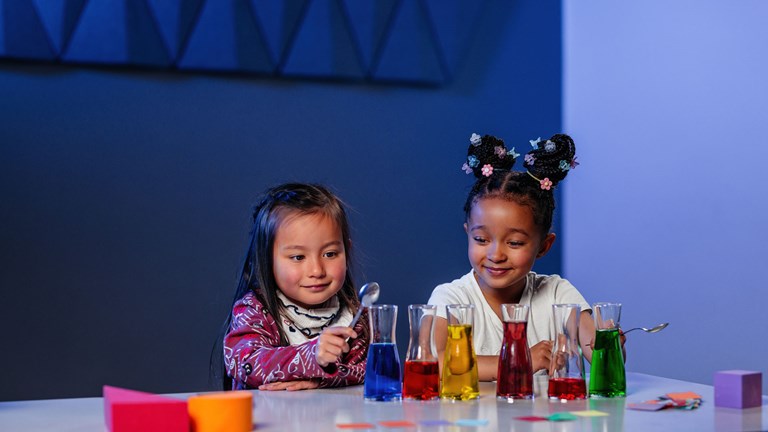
[103,385,189,432]
[714,370,763,409]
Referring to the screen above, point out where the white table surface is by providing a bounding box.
[1,372,766,431]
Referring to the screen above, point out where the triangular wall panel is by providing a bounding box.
[63,0,170,66]
[340,0,398,74]
[2,0,478,86]
[177,0,272,73]
[248,0,308,67]
[144,0,206,64]
[0,2,6,55]
[31,0,88,56]
[0,0,55,60]
[372,0,447,84]
[422,0,485,79]
[282,0,364,79]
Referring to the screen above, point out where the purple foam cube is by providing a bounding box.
[714,370,763,409]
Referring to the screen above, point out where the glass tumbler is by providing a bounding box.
[440,304,479,401]
[363,305,402,401]
[548,304,587,400]
[497,304,534,401]
[589,302,626,398]
[403,304,439,400]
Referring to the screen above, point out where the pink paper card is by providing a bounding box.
[516,416,549,422]
[627,402,667,411]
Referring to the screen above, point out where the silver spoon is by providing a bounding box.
[623,322,669,334]
[349,282,380,328]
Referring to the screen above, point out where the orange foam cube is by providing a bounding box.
[188,391,253,432]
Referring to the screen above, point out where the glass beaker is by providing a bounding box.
[363,304,402,401]
[440,304,479,401]
[548,304,587,400]
[589,302,626,398]
[403,304,439,400]
[497,304,534,401]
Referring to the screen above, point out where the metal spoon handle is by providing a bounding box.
[349,307,364,329]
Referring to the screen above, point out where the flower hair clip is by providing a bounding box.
[529,137,541,149]
[527,171,553,191]
[470,133,482,147]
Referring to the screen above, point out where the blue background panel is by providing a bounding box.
[281,0,365,79]
[144,0,206,64]
[371,0,446,85]
[31,0,88,56]
[63,0,170,66]
[0,0,55,60]
[176,0,272,73]
[340,0,398,75]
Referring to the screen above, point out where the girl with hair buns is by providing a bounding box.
[428,133,595,381]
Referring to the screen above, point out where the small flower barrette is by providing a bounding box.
[527,171,553,191]
[470,133,482,146]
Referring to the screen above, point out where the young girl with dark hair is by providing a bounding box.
[429,133,595,381]
[222,183,368,391]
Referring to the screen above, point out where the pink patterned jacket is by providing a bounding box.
[224,291,369,389]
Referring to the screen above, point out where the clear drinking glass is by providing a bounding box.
[440,304,479,401]
[403,304,439,400]
[497,304,534,401]
[548,304,587,400]
[363,305,402,401]
[589,302,626,398]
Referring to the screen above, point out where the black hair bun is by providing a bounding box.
[522,134,577,187]
[463,133,518,179]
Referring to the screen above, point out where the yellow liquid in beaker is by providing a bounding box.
[440,324,479,400]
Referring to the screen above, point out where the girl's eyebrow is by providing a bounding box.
[280,240,343,250]
[469,225,530,236]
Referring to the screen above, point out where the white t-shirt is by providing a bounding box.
[428,270,591,356]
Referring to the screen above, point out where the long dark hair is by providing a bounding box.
[462,134,577,236]
[210,183,360,389]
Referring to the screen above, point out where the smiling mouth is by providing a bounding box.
[302,284,330,291]
[484,267,511,276]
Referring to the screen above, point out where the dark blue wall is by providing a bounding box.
[0,0,562,400]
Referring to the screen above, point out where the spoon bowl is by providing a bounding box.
[623,322,669,334]
[349,282,380,328]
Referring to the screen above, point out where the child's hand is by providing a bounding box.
[259,380,320,391]
[316,326,358,367]
[530,340,553,373]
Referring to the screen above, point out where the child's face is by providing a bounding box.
[272,212,347,309]
[465,197,554,296]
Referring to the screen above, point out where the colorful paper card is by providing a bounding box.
[419,420,453,426]
[378,420,416,428]
[627,402,667,411]
[336,423,375,429]
[454,419,489,426]
[516,416,549,422]
[666,391,702,400]
[548,412,579,421]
